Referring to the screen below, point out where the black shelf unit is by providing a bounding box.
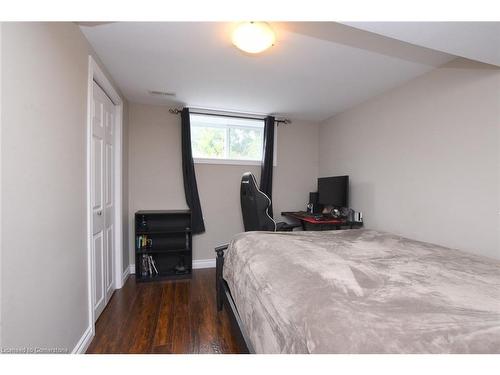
[135,210,192,282]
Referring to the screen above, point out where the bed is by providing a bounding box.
[215,229,500,354]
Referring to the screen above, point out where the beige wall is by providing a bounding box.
[319,58,500,259]
[128,103,319,262]
[0,23,128,351]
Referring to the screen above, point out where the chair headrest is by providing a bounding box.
[241,172,258,188]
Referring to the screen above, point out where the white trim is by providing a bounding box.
[129,264,136,274]
[72,326,94,354]
[86,56,124,341]
[91,58,121,105]
[121,264,131,285]
[193,258,216,269]
[194,157,262,166]
[113,103,124,290]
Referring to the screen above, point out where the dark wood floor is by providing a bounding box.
[86,268,244,354]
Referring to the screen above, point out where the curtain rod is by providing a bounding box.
[168,108,291,125]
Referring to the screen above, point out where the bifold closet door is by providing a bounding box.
[91,81,115,321]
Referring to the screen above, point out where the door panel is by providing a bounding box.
[92,136,104,235]
[106,225,114,300]
[92,137,103,210]
[103,90,115,303]
[105,143,113,206]
[93,233,105,318]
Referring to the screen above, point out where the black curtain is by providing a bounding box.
[260,115,275,217]
[181,108,205,234]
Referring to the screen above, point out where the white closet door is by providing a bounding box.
[92,81,115,321]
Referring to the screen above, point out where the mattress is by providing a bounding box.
[223,229,500,353]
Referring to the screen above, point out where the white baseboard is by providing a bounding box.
[193,258,216,269]
[121,264,131,285]
[72,325,94,354]
[127,259,215,277]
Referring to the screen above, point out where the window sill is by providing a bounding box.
[194,158,263,166]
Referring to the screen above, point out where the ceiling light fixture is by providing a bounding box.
[232,22,276,54]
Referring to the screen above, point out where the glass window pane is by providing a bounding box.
[229,127,264,160]
[191,126,226,158]
[190,113,265,161]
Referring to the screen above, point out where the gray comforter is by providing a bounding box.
[223,229,500,353]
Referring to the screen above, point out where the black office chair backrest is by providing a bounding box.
[240,172,276,232]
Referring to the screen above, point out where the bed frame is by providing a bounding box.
[215,244,255,354]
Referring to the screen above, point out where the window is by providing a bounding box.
[190,113,267,165]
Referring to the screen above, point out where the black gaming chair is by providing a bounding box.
[240,172,299,232]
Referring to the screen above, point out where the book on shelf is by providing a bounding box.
[136,235,153,250]
[150,256,158,274]
[140,254,159,277]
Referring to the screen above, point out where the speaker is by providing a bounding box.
[308,192,323,214]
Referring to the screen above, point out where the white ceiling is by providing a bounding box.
[343,22,500,67]
[81,22,459,121]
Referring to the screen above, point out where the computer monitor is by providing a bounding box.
[318,176,348,207]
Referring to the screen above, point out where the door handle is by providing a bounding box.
[97,211,103,216]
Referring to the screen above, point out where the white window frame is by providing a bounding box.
[191,114,278,166]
